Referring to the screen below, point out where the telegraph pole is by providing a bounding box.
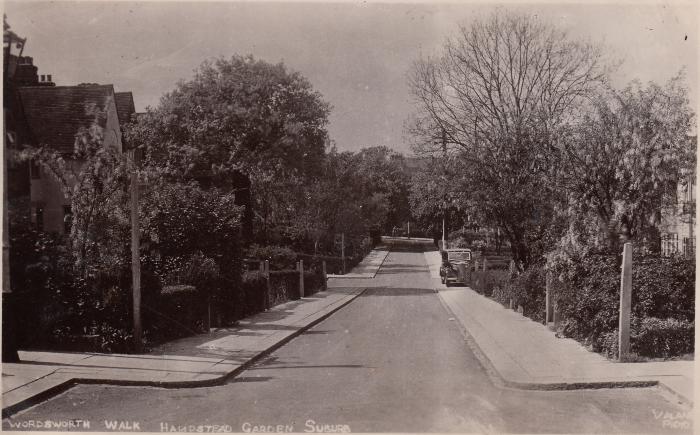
[130,149,142,353]
[441,128,447,248]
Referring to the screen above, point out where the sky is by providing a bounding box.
[5,1,698,154]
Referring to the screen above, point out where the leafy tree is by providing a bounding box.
[124,54,331,189]
[125,55,331,247]
[408,156,466,241]
[408,11,608,269]
[18,106,131,278]
[559,74,696,249]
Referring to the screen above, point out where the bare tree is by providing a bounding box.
[408,11,609,268]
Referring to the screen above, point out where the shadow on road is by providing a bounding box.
[360,288,435,296]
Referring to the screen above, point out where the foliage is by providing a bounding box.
[505,265,546,323]
[240,271,268,316]
[149,285,206,343]
[632,318,694,358]
[141,181,242,275]
[471,269,509,298]
[598,318,694,359]
[268,270,302,304]
[408,158,466,241]
[18,105,132,279]
[174,252,220,296]
[124,55,332,251]
[559,73,696,248]
[125,55,331,183]
[408,11,608,270]
[140,180,242,322]
[546,246,695,358]
[246,244,298,270]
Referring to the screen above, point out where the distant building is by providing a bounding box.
[659,174,696,257]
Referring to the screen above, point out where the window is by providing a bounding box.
[35,206,44,232]
[661,234,679,257]
[63,205,72,234]
[683,237,695,258]
[30,161,41,179]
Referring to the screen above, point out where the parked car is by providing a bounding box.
[439,248,472,286]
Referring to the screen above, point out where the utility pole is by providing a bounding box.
[341,233,345,274]
[618,242,633,361]
[130,149,142,353]
[441,128,447,249]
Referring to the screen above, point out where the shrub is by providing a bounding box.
[633,317,694,358]
[240,271,268,316]
[555,252,621,347]
[148,284,206,343]
[246,244,298,270]
[471,269,509,298]
[269,270,301,303]
[303,270,325,296]
[596,318,694,359]
[632,253,694,323]
[173,252,220,295]
[548,246,695,359]
[507,265,547,323]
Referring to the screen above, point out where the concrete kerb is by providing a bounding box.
[434,288,663,395]
[2,288,367,418]
[327,247,391,279]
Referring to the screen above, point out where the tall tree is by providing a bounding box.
[559,74,696,249]
[408,11,608,269]
[127,55,330,182]
[124,55,331,245]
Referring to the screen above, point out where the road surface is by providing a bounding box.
[3,239,691,433]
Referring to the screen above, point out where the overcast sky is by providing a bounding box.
[5,1,698,154]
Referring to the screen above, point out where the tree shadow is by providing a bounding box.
[361,288,436,296]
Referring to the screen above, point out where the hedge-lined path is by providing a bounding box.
[425,250,695,405]
[3,238,692,433]
[1,287,364,418]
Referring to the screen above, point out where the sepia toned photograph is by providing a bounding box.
[1,0,696,433]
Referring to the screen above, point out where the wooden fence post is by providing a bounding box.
[618,242,633,361]
[322,261,327,291]
[545,271,554,325]
[298,259,305,298]
[482,258,488,272]
[341,233,346,274]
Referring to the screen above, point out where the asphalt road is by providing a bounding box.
[3,240,692,433]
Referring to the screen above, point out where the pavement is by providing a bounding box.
[3,240,694,422]
[326,244,390,278]
[2,267,372,416]
[424,249,696,406]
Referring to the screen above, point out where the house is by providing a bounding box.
[659,173,696,257]
[9,59,135,234]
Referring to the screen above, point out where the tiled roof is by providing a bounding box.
[114,92,135,126]
[17,84,115,154]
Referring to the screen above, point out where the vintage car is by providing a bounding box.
[439,248,472,286]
